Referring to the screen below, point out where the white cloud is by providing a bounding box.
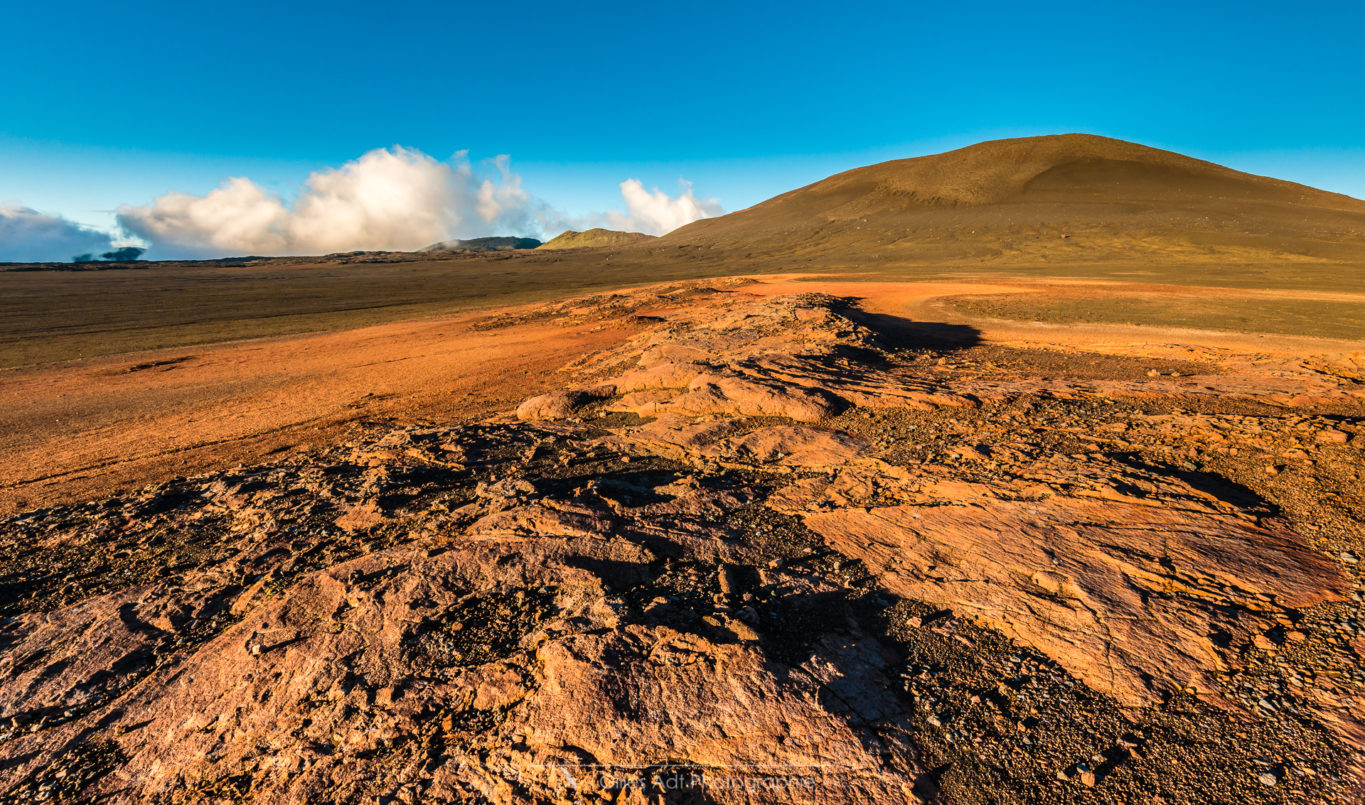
[93,147,725,259]
[117,147,544,259]
[474,154,532,225]
[0,204,119,262]
[117,178,290,257]
[605,179,723,235]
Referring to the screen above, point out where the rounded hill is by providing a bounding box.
[659,134,1365,265]
[538,229,658,250]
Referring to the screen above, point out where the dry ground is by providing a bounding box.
[2,273,1363,804]
[0,299,648,516]
[4,274,1363,515]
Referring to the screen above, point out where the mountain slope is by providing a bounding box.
[420,236,542,252]
[660,134,1365,265]
[538,228,657,250]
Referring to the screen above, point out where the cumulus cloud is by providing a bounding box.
[117,147,546,259]
[0,205,119,262]
[103,146,724,259]
[118,178,290,257]
[605,179,724,236]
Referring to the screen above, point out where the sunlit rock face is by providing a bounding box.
[2,283,1362,803]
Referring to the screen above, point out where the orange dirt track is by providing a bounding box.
[0,308,636,516]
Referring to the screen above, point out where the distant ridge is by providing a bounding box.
[659,134,1365,265]
[420,236,541,253]
[538,228,657,250]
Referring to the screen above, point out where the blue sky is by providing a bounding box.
[3,0,1363,258]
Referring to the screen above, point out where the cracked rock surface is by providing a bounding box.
[2,282,1363,803]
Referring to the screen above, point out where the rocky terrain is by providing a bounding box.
[2,281,1362,803]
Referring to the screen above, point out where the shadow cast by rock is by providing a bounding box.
[841,304,982,353]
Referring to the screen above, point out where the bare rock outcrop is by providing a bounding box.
[3,284,1363,803]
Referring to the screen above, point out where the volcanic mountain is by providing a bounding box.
[660,134,1365,265]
